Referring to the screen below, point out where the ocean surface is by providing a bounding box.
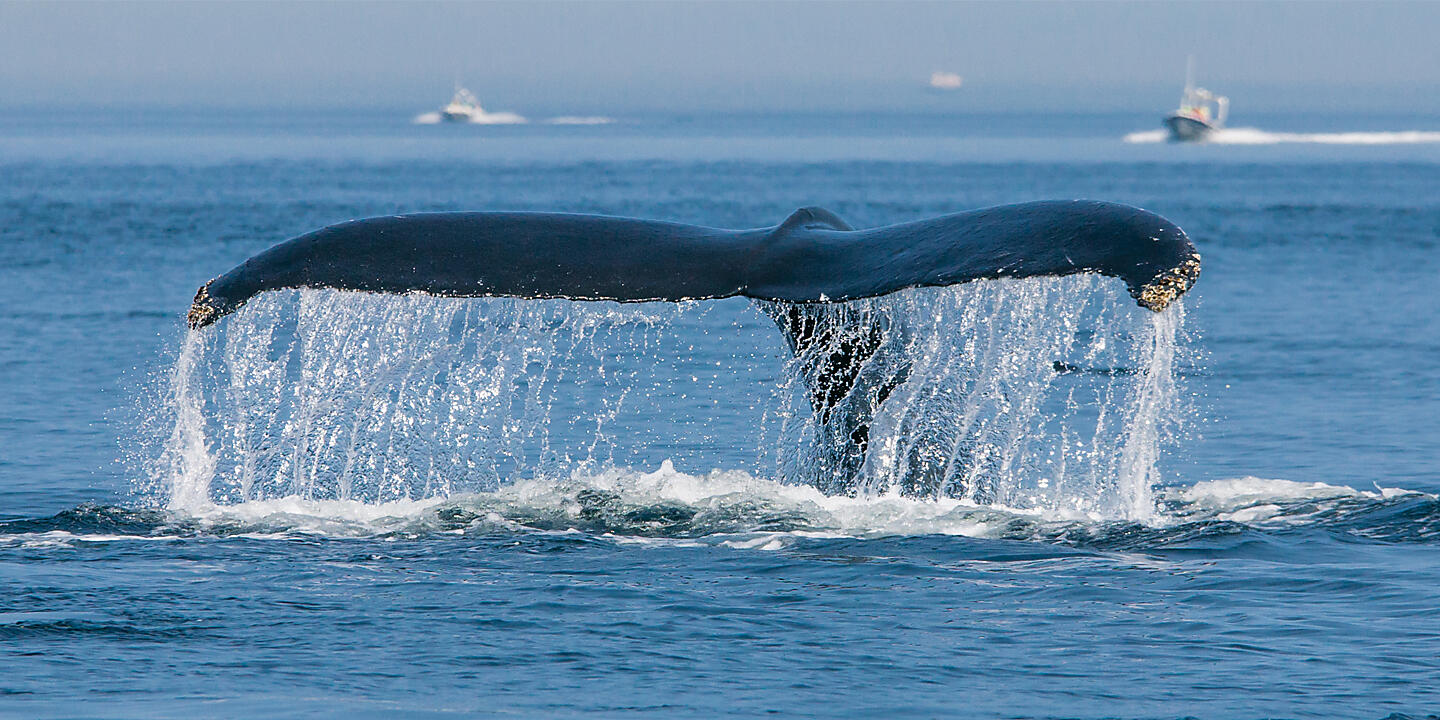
[2,108,1438,719]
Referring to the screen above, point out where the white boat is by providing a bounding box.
[441,86,484,122]
[432,85,526,125]
[1163,57,1228,142]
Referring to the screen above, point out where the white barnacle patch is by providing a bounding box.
[1134,255,1202,312]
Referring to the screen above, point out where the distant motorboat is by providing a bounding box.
[424,85,526,125]
[1163,57,1228,142]
[441,86,484,122]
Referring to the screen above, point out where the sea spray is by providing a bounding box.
[773,276,1186,519]
[155,276,1188,521]
[161,331,215,510]
[159,291,784,508]
[1116,302,1184,520]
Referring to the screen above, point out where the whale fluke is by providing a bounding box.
[188,201,1198,329]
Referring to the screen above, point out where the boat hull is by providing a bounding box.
[1164,115,1216,142]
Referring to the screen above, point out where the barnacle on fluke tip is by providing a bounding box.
[1135,255,1203,312]
[187,282,219,330]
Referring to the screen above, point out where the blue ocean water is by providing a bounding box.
[2,109,1439,718]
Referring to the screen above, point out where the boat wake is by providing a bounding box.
[412,113,612,125]
[1124,127,1440,145]
[412,111,528,125]
[544,116,615,125]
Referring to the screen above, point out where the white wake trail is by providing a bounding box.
[1125,127,1440,145]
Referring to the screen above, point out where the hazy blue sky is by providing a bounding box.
[2,1,1437,113]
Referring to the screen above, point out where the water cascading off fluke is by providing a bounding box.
[154,276,1187,522]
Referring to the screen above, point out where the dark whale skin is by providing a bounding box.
[187,200,1200,329]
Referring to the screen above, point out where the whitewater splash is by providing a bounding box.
[1124,128,1440,145]
[152,277,1188,525]
[26,468,1434,549]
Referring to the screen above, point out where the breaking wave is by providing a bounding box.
[1124,128,1440,145]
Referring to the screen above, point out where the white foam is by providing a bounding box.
[722,534,793,551]
[413,111,528,125]
[161,459,1109,542]
[140,463,1438,543]
[177,493,448,526]
[545,116,615,125]
[465,111,527,125]
[1123,130,1169,144]
[0,531,175,548]
[1125,127,1440,145]
[1165,476,1426,526]
[1180,476,1362,508]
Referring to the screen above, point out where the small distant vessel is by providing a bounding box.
[929,71,964,90]
[1163,57,1228,142]
[418,83,526,125]
[441,85,485,123]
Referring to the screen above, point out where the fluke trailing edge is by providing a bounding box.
[186,201,1200,330]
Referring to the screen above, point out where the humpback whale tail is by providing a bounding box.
[184,201,1200,492]
[188,201,1199,331]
